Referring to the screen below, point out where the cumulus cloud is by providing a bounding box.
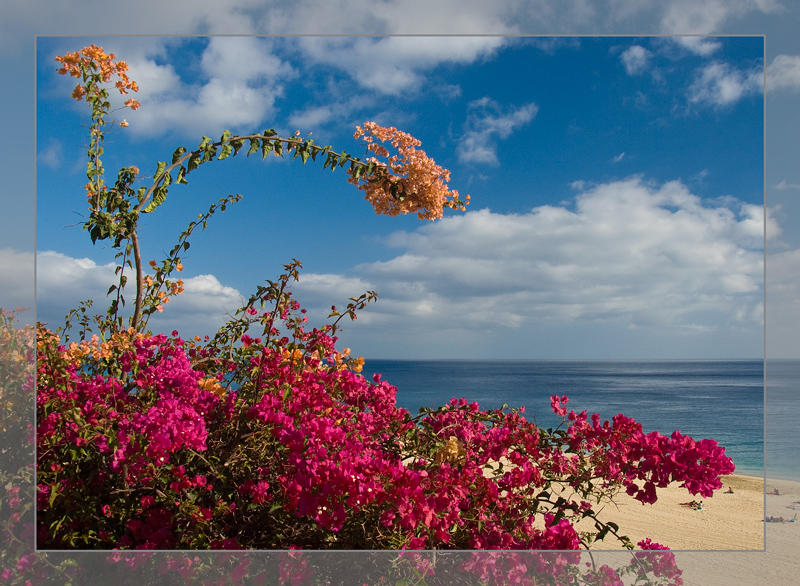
[121,37,295,137]
[34,250,245,337]
[766,54,800,92]
[34,251,119,329]
[2,0,785,56]
[659,0,782,34]
[687,60,763,107]
[0,248,34,309]
[776,180,800,190]
[295,36,506,96]
[457,97,538,165]
[37,139,63,170]
[345,178,772,340]
[620,45,652,75]
[31,177,776,357]
[671,36,722,56]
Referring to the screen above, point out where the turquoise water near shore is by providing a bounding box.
[363,359,790,480]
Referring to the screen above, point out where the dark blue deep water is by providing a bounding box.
[362,359,798,481]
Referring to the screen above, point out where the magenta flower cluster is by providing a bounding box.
[35,273,734,559]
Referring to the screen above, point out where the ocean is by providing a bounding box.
[361,359,799,482]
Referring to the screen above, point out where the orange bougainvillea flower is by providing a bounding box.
[348,122,469,220]
[55,44,140,109]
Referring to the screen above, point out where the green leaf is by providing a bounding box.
[154,160,167,181]
[171,146,187,165]
[187,154,201,173]
[202,143,217,163]
[230,138,246,156]
[247,137,259,156]
[176,165,188,185]
[218,130,233,160]
[261,139,273,159]
[143,186,168,213]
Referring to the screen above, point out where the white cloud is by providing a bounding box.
[776,180,800,190]
[119,37,295,137]
[0,248,34,310]
[659,0,782,34]
[34,250,245,337]
[31,177,776,357]
[687,61,763,107]
[620,45,652,75]
[144,274,245,337]
[344,178,771,339]
[34,251,119,330]
[37,139,63,170]
[766,54,800,92]
[295,36,506,96]
[2,0,785,57]
[671,37,722,56]
[457,97,538,165]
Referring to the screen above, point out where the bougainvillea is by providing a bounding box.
[35,263,733,553]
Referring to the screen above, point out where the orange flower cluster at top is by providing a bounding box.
[349,122,469,220]
[56,44,140,110]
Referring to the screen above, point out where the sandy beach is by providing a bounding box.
[584,475,800,585]
[478,462,772,550]
[581,473,767,551]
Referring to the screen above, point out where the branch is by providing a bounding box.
[134,133,383,216]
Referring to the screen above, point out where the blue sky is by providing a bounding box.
[32,35,770,359]
[0,2,796,361]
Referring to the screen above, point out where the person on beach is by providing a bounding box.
[724,487,734,494]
